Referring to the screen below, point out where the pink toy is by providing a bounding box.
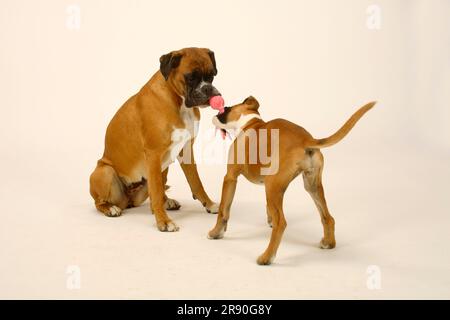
[216,127,227,140]
[210,95,228,140]
[209,95,225,114]
[215,127,231,140]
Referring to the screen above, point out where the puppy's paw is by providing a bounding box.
[205,202,219,214]
[157,220,179,232]
[164,198,181,211]
[319,238,336,249]
[105,205,122,217]
[256,253,275,266]
[207,228,224,240]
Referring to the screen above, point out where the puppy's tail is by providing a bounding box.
[306,101,376,149]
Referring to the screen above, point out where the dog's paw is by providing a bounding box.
[205,202,219,214]
[319,239,336,249]
[207,228,224,240]
[157,220,179,232]
[164,198,181,211]
[256,253,275,266]
[105,205,122,217]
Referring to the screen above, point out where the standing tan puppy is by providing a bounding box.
[208,96,376,264]
[90,47,220,232]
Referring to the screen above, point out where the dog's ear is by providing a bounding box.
[243,96,259,110]
[208,50,218,76]
[159,52,182,80]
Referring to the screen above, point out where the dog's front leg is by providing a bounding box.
[178,139,218,214]
[208,168,240,239]
[146,151,179,232]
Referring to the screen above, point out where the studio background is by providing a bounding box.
[1,0,449,299]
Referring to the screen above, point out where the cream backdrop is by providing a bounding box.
[0,0,449,299]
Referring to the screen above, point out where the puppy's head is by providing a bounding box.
[159,47,220,108]
[212,96,260,136]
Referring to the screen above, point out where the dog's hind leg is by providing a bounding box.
[127,169,180,210]
[302,151,336,249]
[127,179,148,208]
[89,160,129,217]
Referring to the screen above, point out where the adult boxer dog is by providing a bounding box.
[208,96,376,264]
[90,47,220,232]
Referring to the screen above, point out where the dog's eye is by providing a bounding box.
[185,73,199,85]
[204,74,214,83]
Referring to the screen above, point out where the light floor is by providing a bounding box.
[1,144,449,299]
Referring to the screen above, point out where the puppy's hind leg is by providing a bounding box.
[89,160,128,217]
[302,151,336,249]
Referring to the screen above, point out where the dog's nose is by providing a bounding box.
[201,84,214,96]
[201,84,220,98]
[217,106,231,124]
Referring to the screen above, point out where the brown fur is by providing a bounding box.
[208,96,376,265]
[89,48,218,231]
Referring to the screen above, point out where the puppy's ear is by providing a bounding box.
[208,50,218,76]
[243,96,259,110]
[159,52,182,80]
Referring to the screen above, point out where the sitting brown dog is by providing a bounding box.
[208,96,375,265]
[89,48,221,232]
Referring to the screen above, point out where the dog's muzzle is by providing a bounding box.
[185,82,220,108]
[216,106,231,124]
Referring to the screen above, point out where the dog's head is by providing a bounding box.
[212,96,261,136]
[159,47,220,108]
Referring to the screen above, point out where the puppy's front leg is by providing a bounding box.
[146,152,179,232]
[208,167,240,239]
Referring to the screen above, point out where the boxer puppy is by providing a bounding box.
[90,47,220,232]
[208,96,376,264]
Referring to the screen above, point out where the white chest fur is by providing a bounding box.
[179,103,199,138]
[161,103,199,171]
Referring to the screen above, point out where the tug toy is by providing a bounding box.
[209,95,228,140]
[209,95,225,114]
